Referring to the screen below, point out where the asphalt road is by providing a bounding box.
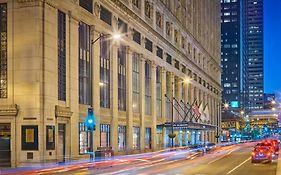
[25,143,279,175]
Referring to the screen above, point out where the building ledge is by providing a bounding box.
[55,105,73,118]
[0,104,19,116]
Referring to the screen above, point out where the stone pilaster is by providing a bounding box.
[161,68,166,123]
[91,27,101,151]
[110,43,118,152]
[160,68,166,149]
[151,62,157,151]
[139,55,146,151]
[126,47,133,152]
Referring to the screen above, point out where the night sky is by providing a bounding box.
[264,0,281,100]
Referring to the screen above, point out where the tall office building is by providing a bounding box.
[242,0,264,111]
[0,0,221,167]
[221,0,241,111]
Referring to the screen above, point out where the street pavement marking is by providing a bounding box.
[208,147,240,165]
[226,157,251,174]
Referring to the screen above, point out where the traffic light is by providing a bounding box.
[85,107,96,131]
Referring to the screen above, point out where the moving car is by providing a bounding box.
[268,139,279,155]
[251,147,274,163]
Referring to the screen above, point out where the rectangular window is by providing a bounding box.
[145,61,151,115]
[100,36,110,108]
[118,125,126,151]
[132,53,140,113]
[166,54,172,64]
[100,124,110,147]
[58,10,66,101]
[79,0,93,13]
[145,128,151,149]
[0,3,7,98]
[145,38,153,52]
[166,73,172,121]
[133,127,140,150]
[46,126,55,150]
[118,18,128,34]
[100,6,112,26]
[133,29,141,44]
[156,67,162,117]
[156,46,163,59]
[79,122,90,154]
[22,125,38,150]
[118,45,126,111]
[79,23,91,105]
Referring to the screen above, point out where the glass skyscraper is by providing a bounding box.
[242,0,264,111]
[221,0,241,111]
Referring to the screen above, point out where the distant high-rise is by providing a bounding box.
[221,0,241,111]
[242,0,264,111]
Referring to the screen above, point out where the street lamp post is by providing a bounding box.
[215,104,220,144]
[86,32,121,160]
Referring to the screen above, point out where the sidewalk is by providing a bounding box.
[277,155,281,175]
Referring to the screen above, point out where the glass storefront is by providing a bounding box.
[118,125,126,151]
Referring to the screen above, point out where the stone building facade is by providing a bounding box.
[0,0,221,167]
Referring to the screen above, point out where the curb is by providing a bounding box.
[277,155,281,175]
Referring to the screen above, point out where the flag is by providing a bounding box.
[192,103,201,121]
[203,105,210,123]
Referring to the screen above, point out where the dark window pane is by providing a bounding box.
[145,38,153,52]
[118,18,128,34]
[0,3,7,98]
[79,22,91,105]
[100,6,112,25]
[166,54,172,64]
[133,29,141,44]
[58,10,66,101]
[79,0,93,13]
[156,46,163,59]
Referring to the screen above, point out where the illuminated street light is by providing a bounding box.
[240,110,245,115]
[99,82,104,86]
[271,100,276,105]
[112,33,121,40]
[224,103,229,109]
[184,78,191,84]
[272,107,276,111]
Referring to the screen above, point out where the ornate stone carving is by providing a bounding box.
[94,2,101,17]
[55,105,73,118]
[0,104,19,116]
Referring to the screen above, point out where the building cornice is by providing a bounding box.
[0,104,19,116]
[55,105,73,118]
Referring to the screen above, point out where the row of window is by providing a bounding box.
[79,123,151,154]
[0,3,7,98]
[98,3,214,78]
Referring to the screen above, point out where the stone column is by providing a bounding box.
[91,27,101,150]
[151,62,157,150]
[68,15,79,159]
[126,47,133,152]
[110,43,118,151]
[161,68,166,149]
[140,55,146,151]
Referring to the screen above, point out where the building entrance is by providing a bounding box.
[58,124,66,162]
[0,123,11,167]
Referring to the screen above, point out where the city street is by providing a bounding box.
[8,142,275,175]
